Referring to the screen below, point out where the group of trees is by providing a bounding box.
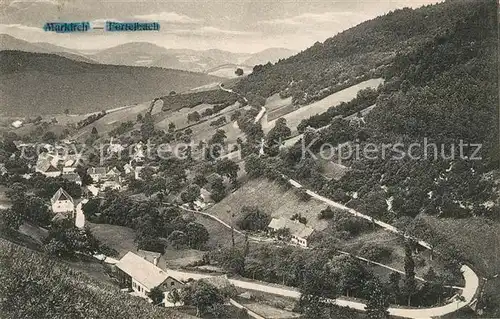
[43,220,102,258]
[0,176,81,229]
[161,90,238,112]
[82,195,210,252]
[297,87,379,133]
[236,206,271,231]
[76,110,106,129]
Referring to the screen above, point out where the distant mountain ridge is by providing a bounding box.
[0,50,221,116]
[0,35,298,75]
[86,42,297,74]
[0,34,97,64]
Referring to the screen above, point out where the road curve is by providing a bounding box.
[213,84,479,317]
[287,178,479,318]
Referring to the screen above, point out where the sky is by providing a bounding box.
[0,0,444,53]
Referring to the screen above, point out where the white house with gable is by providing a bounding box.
[115,251,184,303]
[50,188,75,222]
[268,217,315,248]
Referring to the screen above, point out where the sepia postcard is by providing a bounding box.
[0,0,498,318]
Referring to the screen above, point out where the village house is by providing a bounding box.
[123,163,134,175]
[36,159,61,177]
[100,176,122,191]
[194,188,213,210]
[11,120,23,128]
[268,217,315,248]
[50,188,75,222]
[108,137,125,154]
[115,252,184,303]
[61,172,82,186]
[131,142,146,163]
[87,167,107,183]
[106,167,121,179]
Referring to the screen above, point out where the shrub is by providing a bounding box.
[295,188,311,201]
[358,244,393,263]
[236,206,271,231]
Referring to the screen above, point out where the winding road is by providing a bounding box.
[209,82,480,317]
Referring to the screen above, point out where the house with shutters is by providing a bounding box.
[115,251,184,303]
[268,217,314,248]
[50,188,75,222]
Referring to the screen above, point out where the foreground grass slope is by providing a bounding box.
[0,50,221,116]
[0,239,193,319]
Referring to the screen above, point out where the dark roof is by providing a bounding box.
[51,188,74,205]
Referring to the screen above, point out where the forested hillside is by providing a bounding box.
[246,0,498,221]
[234,0,493,107]
[0,239,192,319]
[0,51,220,116]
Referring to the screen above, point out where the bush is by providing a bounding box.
[295,188,311,201]
[331,211,371,237]
[358,244,393,263]
[236,206,271,231]
[290,213,307,225]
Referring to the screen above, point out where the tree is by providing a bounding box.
[244,154,265,178]
[141,112,155,141]
[388,271,401,304]
[236,206,271,231]
[82,198,100,218]
[44,223,100,259]
[42,131,57,143]
[168,230,188,249]
[215,248,245,275]
[267,118,291,149]
[64,108,70,115]
[0,209,23,230]
[188,111,201,123]
[136,113,143,123]
[167,288,181,306]
[91,127,98,135]
[181,184,200,207]
[403,242,417,306]
[215,158,239,183]
[147,286,164,305]
[168,122,176,133]
[364,279,390,319]
[235,68,244,76]
[185,222,209,249]
[209,176,226,202]
[181,281,225,317]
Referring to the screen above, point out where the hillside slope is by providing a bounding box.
[0,239,193,319]
[234,0,492,105]
[0,50,221,116]
[0,34,97,64]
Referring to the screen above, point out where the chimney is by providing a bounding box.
[153,256,159,266]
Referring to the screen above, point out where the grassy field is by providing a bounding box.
[205,178,330,232]
[265,93,293,115]
[207,66,253,78]
[72,102,151,141]
[87,222,137,258]
[265,78,384,133]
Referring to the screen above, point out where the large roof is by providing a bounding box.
[115,251,170,290]
[51,188,74,205]
[268,217,314,239]
[87,167,107,175]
